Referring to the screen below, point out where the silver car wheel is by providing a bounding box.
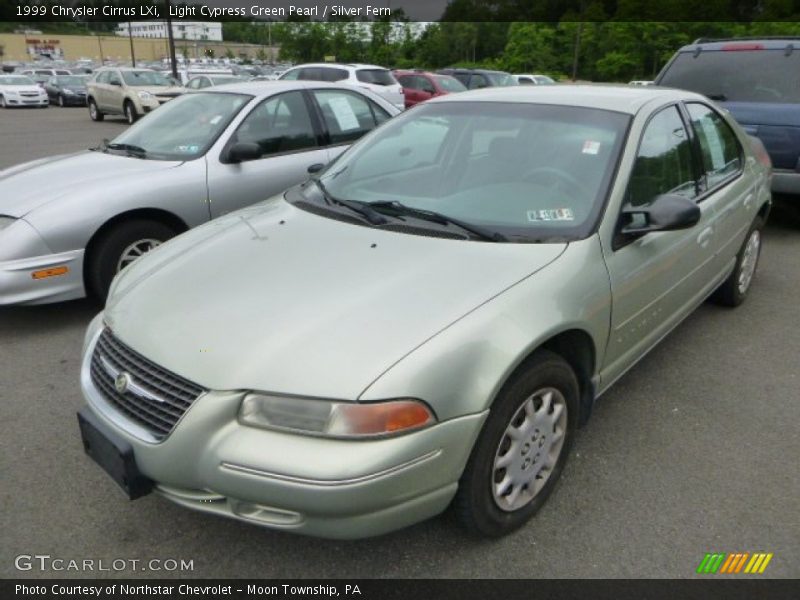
[492,387,567,512]
[737,229,760,295]
[89,102,97,119]
[0,95,5,108]
[116,238,162,272]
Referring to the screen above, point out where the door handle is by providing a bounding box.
[697,227,713,248]
[743,193,754,210]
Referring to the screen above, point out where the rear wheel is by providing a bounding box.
[86,220,177,301]
[454,350,579,537]
[88,98,104,121]
[124,100,138,124]
[711,218,764,307]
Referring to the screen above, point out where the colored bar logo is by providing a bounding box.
[696,552,773,574]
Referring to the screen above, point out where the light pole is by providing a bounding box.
[127,21,136,67]
[164,0,178,79]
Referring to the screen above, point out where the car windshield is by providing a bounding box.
[210,75,247,84]
[434,75,467,92]
[356,69,396,86]
[659,49,800,103]
[314,102,629,242]
[55,75,87,86]
[107,92,251,160]
[121,70,173,87]
[486,72,518,86]
[1,76,35,85]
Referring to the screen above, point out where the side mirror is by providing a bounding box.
[307,163,325,174]
[620,193,700,235]
[227,142,262,163]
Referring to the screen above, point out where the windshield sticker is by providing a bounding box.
[528,208,575,222]
[176,145,200,153]
[582,140,601,155]
[327,96,360,131]
[209,115,223,125]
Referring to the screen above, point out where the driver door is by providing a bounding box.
[600,104,721,385]
[205,90,328,217]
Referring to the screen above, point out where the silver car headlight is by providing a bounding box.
[0,216,16,232]
[137,91,153,100]
[239,394,436,438]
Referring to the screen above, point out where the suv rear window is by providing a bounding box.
[659,49,800,103]
[356,69,395,86]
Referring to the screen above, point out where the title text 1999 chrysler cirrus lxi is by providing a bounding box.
[77,86,771,539]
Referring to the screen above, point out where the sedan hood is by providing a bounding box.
[105,198,567,400]
[0,151,182,217]
[0,85,42,94]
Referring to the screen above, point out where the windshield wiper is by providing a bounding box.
[368,200,508,242]
[314,180,387,225]
[105,142,148,158]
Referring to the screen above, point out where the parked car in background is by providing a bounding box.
[186,74,250,90]
[279,63,405,110]
[393,69,466,108]
[76,85,769,539]
[44,74,90,106]
[87,67,185,124]
[656,37,800,194]
[437,68,518,89]
[21,67,72,78]
[0,81,400,305]
[0,74,49,108]
[513,74,556,85]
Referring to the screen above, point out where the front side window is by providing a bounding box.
[312,90,386,145]
[95,71,111,84]
[356,69,396,86]
[121,70,172,87]
[232,91,317,158]
[313,102,629,241]
[685,103,742,190]
[109,92,251,160]
[468,74,489,89]
[320,67,348,82]
[627,105,697,208]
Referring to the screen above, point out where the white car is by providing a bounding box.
[513,74,556,85]
[280,63,405,110]
[0,74,49,108]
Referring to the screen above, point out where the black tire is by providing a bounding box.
[58,94,65,107]
[86,220,176,301]
[454,350,579,537]
[124,100,138,124]
[711,217,764,307]
[88,98,104,121]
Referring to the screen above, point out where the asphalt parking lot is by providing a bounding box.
[1,107,798,579]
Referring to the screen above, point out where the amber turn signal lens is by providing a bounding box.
[31,266,69,280]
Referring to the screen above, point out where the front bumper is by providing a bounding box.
[771,169,800,195]
[79,328,486,538]
[0,249,85,305]
[4,95,48,106]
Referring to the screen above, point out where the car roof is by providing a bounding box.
[195,80,381,97]
[677,37,800,52]
[429,84,706,115]
[96,66,155,72]
[286,63,388,70]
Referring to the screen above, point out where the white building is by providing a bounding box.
[116,22,223,42]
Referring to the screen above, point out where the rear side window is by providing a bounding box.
[627,105,698,207]
[319,67,348,82]
[685,103,742,190]
[313,90,388,145]
[659,49,800,103]
[356,69,395,86]
[468,74,489,89]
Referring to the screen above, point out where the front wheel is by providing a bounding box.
[454,350,579,537]
[86,220,176,301]
[88,98,104,121]
[124,100,138,124]
[711,218,764,307]
[0,95,6,108]
[58,94,65,107]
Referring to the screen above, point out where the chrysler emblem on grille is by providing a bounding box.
[115,372,132,394]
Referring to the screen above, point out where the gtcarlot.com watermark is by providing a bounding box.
[14,554,194,573]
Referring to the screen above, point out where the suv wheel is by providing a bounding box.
[87,219,176,301]
[88,98,104,121]
[454,350,578,537]
[124,100,138,124]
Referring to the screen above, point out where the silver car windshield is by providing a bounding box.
[109,92,251,161]
[121,70,173,86]
[317,102,629,241]
[1,76,35,85]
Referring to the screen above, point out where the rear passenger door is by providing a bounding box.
[205,90,329,217]
[601,104,719,384]
[683,102,753,273]
[309,88,392,163]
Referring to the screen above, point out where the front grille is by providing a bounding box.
[20,92,39,97]
[90,329,207,440]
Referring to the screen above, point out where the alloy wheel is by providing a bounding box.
[116,238,162,272]
[737,229,761,295]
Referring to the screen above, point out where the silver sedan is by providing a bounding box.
[0,81,399,304]
[78,85,770,538]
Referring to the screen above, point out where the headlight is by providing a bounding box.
[239,394,436,438]
[137,91,153,100]
[63,89,75,95]
[0,216,16,231]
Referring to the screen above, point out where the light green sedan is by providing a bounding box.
[77,85,771,539]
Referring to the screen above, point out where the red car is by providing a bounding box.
[393,70,467,108]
